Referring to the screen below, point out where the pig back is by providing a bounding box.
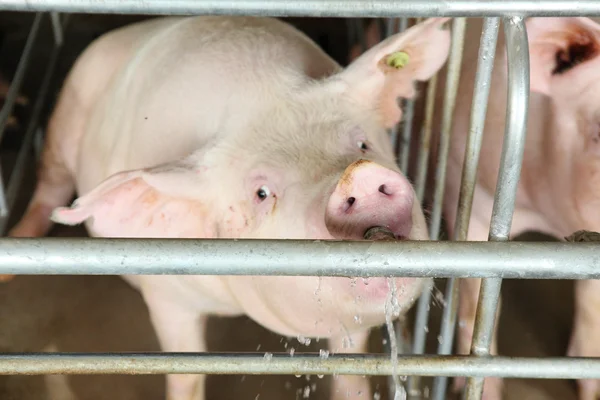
[75,16,341,195]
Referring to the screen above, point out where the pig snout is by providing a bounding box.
[325,160,415,240]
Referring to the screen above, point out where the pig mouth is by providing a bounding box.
[363,225,406,241]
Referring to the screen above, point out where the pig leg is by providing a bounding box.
[328,330,371,400]
[141,288,207,400]
[1,85,78,282]
[7,83,81,240]
[452,217,503,400]
[568,279,600,400]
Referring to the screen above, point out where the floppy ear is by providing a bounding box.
[336,17,451,128]
[527,17,600,95]
[51,155,216,238]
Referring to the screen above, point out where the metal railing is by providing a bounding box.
[0,3,597,400]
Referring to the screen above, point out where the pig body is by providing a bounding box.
[10,16,451,400]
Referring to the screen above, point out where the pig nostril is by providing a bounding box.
[378,184,390,195]
[347,197,356,207]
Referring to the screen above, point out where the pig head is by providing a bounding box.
[24,16,454,400]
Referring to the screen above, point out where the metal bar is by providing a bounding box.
[0,24,63,235]
[407,45,441,395]
[0,13,43,218]
[388,17,409,156]
[0,13,42,144]
[1,1,600,17]
[464,16,530,400]
[0,238,598,278]
[3,353,600,379]
[431,17,500,400]
[413,73,438,203]
[50,12,63,46]
[429,17,466,241]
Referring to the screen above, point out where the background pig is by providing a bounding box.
[349,16,600,400]
[8,16,450,400]
[439,17,600,400]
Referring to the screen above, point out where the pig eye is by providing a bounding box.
[357,141,369,152]
[256,185,271,201]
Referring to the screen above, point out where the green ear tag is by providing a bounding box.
[386,51,410,69]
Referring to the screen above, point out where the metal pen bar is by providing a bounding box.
[50,12,63,46]
[407,34,441,395]
[388,17,409,155]
[4,353,600,379]
[388,15,413,400]
[463,16,530,400]
[0,238,598,278]
[429,17,466,242]
[0,23,63,235]
[1,0,600,17]
[0,13,43,218]
[0,13,42,145]
[431,17,500,400]
[413,72,438,203]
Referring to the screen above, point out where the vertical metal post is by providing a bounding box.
[389,17,410,159]
[428,17,466,241]
[50,12,63,46]
[429,17,500,400]
[0,12,43,218]
[0,13,64,234]
[463,16,529,400]
[412,17,466,399]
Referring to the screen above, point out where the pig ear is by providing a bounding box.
[527,17,600,95]
[336,17,451,128]
[50,157,215,238]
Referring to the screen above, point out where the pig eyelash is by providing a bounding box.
[256,185,271,202]
[357,141,369,152]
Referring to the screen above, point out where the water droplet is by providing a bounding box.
[303,385,311,398]
[317,374,324,379]
[354,315,362,324]
[256,344,262,351]
[290,347,295,356]
[374,392,381,400]
[319,349,330,359]
[362,277,370,285]
[295,374,302,378]
[263,352,273,361]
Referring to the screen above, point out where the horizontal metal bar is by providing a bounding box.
[0,238,599,278]
[0,0,600,17]
[3,353,600,379]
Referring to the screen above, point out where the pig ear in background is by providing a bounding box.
[527,17,600,95]
[337,17,451,128]
[50,157,215,238]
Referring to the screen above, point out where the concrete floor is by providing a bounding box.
[0,12,583,400]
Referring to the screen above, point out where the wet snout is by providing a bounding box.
[325,160,415,240]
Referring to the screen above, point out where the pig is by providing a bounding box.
[350,16,600,400]
[7,16,451,400]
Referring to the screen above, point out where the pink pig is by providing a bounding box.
[441,17,600,400]
[8,16,451,400]
[351,16,600,400]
